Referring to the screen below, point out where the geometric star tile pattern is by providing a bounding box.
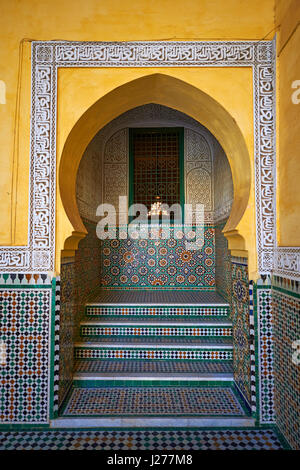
[63,387,245,416]
[74,359,233,374]
[0,429,286,450]
[272,285,300,449]
[231,260,251,409]
[100,226,216,289]
[0,288,52,424]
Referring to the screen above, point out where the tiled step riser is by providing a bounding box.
[72,380,234,388]
[86,306,230,318]
[80,325,232,338]
[74,347,233,361]
[74,359,234,375]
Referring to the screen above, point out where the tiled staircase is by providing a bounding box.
[55,292,254,427]
[74,302,233,382]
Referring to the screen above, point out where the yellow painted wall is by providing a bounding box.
[0,0,275,278]
[275,0,300,245]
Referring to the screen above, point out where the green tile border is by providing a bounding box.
[72,379,235,388]
[49,277,57,420]
[272,285,300,300]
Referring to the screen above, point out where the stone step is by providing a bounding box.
[73,359,233,383]
[86,304,230,318]
[51,416,255,428]
[79,321,232,338]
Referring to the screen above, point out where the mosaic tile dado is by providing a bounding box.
[272,285,300,450]
[63,387,245,417]
[256,287,275,424]
[80,325,232,338]
[58,219,102,408]
[59,260,76,409]
[0,286,53,424]
[74,359,233,374]
[215,221,232,301]
[53,276,61,417]
[75,219,102,308]
[0,428,286,450]
[231,260,252,410]
[100,226,215,289]
[248,282,256,413]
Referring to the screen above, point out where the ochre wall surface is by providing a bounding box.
[272,0,300,450]
[275,0,300,245]
[0,0,275,279]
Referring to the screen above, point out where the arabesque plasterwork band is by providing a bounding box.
[0,40,290,278]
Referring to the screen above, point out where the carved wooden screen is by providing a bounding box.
[129,128,183,214]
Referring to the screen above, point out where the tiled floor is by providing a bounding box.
[74,359,233,374]
[0,429,286,450]
[62,387,245,417]
[89,289,226,305]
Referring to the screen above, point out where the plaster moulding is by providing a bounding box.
[0,40,291,277]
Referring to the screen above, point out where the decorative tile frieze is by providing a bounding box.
[74,359,233,374]
[86,305,230,316]
[80,325,232,337]
[256,287,275,423]
[272,274,300,294]
[74,347,233,361]
[53,276,60,417]
[248,281,256,413]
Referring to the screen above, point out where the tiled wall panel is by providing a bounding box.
[256,287,275,423]
[58,219,102,407]
[215,221,231,301]
[231,259,251,409]
[272,280,300,450]
[59,260,76,407]
[0,279,53,424]
[100,226,215,290]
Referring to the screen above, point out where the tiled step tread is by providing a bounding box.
[84,315,231,322]
[62,386,245,417]
[80,319,232,326]
[74,359,233,374]
[87,290,227,305]
[75,336,233,346]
